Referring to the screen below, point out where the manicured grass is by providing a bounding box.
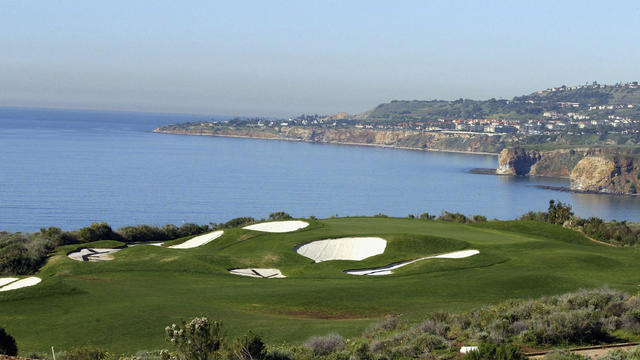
[1,217,639,355]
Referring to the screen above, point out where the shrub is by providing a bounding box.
[419,213,435,220]
[303,333,345,356]
[365,316,399,336]
[223,217,256,228]
[464,343,525,360]
[599,348,640,360]
[230,331,266,360]
[0,328,17,356]
[518,211,548,222]
[473,215,488,223]
[268,212,293,221]
[373,213,388,218]
[165,317,224,360]
[78,222,120,243]
[544,350,589,360]
[621,309,640,333]
[438,211,469,223]
[63,347,110,360]
[353,343,372,360]
[414,319,449,337]
[524,309,605,345]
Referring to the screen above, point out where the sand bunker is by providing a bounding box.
[0,277,41,292]
[68,248,122,262]
[0,278,18,287]
[168,230,224,249]
[229,268,286,278]
[345,249,479,275]
[297,237,387,262]
[243,220,309,233]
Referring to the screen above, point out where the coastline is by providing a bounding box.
[152,129,499,156]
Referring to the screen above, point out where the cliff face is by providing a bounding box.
[497,148,586,177]
[155,126,515,154]
[570,156,639,194]
[497,147,639,195]
[496,148,541,175]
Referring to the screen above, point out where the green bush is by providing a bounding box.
[303,333,345,356]
[419,212,435,220]
[63,347,110,360]
[165,317,224,360]
[230,331,266,360]
[78,222,120,243]
[544,350,589,360]
[223,217,256,228]
[268,212,293,221]
[0,327,17,356]
[438,211,469,223]
[464,343,525,360]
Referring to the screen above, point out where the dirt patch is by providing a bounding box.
[257,306,392,320]
[261,253,280,263]
[161,256,179,262]
[236,233,256,242]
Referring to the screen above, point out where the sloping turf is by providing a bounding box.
[1,217,639,355]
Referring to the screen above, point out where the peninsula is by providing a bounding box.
[155,82,640,194]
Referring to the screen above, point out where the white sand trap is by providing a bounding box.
[0,277,41,292]
[169,230,224,249]
[68,248,122,262]
[297,237,387,262]
[229,268,286,278]
[345,249,480,276]
[243,220,308,233]
[0,278,18,287]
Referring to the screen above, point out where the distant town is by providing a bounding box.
[213,81,640,137]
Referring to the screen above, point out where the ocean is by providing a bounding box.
[1,107,639,232]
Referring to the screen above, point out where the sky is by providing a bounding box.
[1,1,640,117]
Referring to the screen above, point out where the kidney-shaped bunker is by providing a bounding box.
[296,237,387,262]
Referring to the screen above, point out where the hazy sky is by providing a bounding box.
[1,1,639,117]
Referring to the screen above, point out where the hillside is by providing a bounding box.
[2,217,640,354]
[357,83,640,122]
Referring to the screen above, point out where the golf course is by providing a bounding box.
[1,217,639,354]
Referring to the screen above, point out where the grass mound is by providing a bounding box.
[1,216,638,355]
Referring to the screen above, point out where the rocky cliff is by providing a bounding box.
[154,126,516,154]
[571,155,640,194]
[497,147,639,195]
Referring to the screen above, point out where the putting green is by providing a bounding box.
[1,217,639,355]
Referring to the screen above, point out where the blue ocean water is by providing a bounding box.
[1,107,639,232]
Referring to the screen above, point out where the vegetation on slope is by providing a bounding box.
[1,207,640,354]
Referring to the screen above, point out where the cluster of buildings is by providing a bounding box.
[538,81,639,94]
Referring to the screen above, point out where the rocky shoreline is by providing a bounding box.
[154,127,639,196]
[153,128,500,156]
[496,147,640,195]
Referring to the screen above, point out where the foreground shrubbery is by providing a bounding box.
[165,289,640,360]
[0,222,209,275]
[0,211,296,275]
[0,327,17,356]
[520,200,640,246]
[19,288,640,360]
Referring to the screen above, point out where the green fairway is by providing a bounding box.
[2,217,640,355]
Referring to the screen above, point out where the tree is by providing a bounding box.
[547,200,574,225]
[0,327,17,356]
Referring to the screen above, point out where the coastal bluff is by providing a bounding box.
[496,147,640,195]
[154,125,514,154]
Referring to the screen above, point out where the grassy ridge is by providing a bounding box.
[1,217,639,355]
